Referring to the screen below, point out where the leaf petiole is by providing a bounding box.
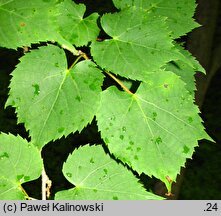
[105,71,134,95]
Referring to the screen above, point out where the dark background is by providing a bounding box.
[0,0,220,199]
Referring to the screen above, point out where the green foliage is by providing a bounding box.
[6,45,104,148]
[0,133,43,199]
[96,71,209,190]
[0,0,77,54]
[0,0,211,200]
[55,145,162,200]
[57,0,100,46]
[112,0,199,38]
[91,8,178,81]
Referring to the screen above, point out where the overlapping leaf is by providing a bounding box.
[165,44,205,95]
[173,43,205,73]
[96,71,210,190]
[57,0,99,47]
[165,61,196,95]
[0,133,43,200]
[6,45,104,148]
[55,145,162,200]
[112,0,199,38]
[91,8,182,81]
[0,0,77,54]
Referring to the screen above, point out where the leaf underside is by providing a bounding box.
[96,71,209,189]
[6,45,104,148]
[0,0,79,53]
[1,0,211,196]
[55,145,162,200]
[0,0,99,54]
[112,0,199,38]
[0,133,42,200]
[57,0,100,47]
[0,178,25,200]
[91,8,181,81]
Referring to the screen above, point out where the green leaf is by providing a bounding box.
[173,43,205,74]
[164,44,205,95]
[57,0,99,47]
[0,133,43,199]
[55,145,162,200]
[96,71,210,190]
[112,0,199,38]
[0,178,25,200]
[0,0,77,54]
[91,8,180,81]
[165,61,196,95]
[6,45,104,148]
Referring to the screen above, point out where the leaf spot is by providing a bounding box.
[16,174,24,182]
[188,117,193,123]
[32,84,40,96]
[183,145,190,154]
[129,141,134,146]
[75,96,81,102]
[126,146,132,151]
[110,116,116,121]
[90,158,95,164]
[136,147,141,152]
[20,22,26,27]
[66,173,72,178]
[0,152,9,159]
[103,169,108,174]
[152,112,157,121]
[122,126,126,132]
[163,83,169,88]
[57,127,65,133]
[155,137,162,144]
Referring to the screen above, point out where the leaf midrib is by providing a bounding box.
[35,72,68,147]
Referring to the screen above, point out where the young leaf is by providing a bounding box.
[96,71,210,190]
[57,0,100,46]
[112,0,199,38]
[0,133,43,200]
[55,145,162,200]
[0,0,77,54]
[6,45,104,149]
[91,8,179,81]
